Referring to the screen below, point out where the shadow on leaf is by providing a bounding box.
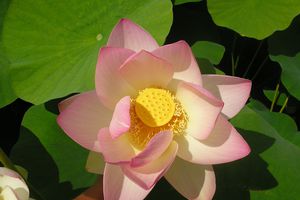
[10,127,88,200]
[213,129,278,200]
[146,177,184,200]
[147,129,278,200]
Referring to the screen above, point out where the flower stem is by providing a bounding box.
[243,40,263,78]
[252,55,268,80]
[0,147,45,200]
[279,96,289,113]
[270,83,280,112]
[231,54,235,76]
[0,147,17,170]
[234,56,239,71]
[231,34,237,76]
[231,55,240,76]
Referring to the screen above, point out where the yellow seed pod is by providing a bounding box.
[135,88,175,127]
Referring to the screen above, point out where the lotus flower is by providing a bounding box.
[0,167,29,200]
[57,19,251,200]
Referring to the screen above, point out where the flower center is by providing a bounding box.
[135,88,175,127]
[128,88,188,149]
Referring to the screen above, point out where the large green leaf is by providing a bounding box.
[268,15,300,101]
[214,104,300,199]
[2,0,173,104]
[0,0,16,108]
[248,101,300,147]
[0,52,16,108]
[270,53,300,100]
[173,0,201,5]
[207,0,300,39]
[10,104,97,200]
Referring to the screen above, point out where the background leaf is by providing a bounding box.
[263,90,287,106]
[0,0,16,108]
[248,102,300,148]
[191,41,225,75]
[192,41,225,65]
[214,104,300,199]
[196,58,225,75]
[10,104,97,200]
[2,0,173,104]
[270,53,300,100]
[207,0,300,39]
[268,15,300,101]
[0,53,16,108]
[173,0,201,5]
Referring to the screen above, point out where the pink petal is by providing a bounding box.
[103,163,153,200]
[122,141,178,189]
[58,94,80,112]
[95,47,136,109]
[119,50,174,90]
[98,128,135,164]
[57,91,112,152]
[176,82,224,140]
[85,151,105,174]
[109,96,131,139]
[165,157,215,200]
[107,18,159,52]
[131,131,173,167]
[176,115,251,164]
[152,40,202,86]
[202,75,251,118]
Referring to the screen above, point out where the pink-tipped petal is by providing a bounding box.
[131,131,173,167]
[176,115,251,165]
[202,75,251,118]
[57,91,112,152]
[95,47,136,108]
[176,82,223,140]
[107,19,159,52]
[152,40,202,85]
[85,151,105,175]
[103,164,153,200]
[98,128,135,164]
[109,96,131,139]
[122,141,178,189]
[119,50,174,90]
[165,157,215,200]
[58,94,80,112]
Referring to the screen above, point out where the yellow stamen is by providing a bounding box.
[135,88,175,127]
[128,88,188,149]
